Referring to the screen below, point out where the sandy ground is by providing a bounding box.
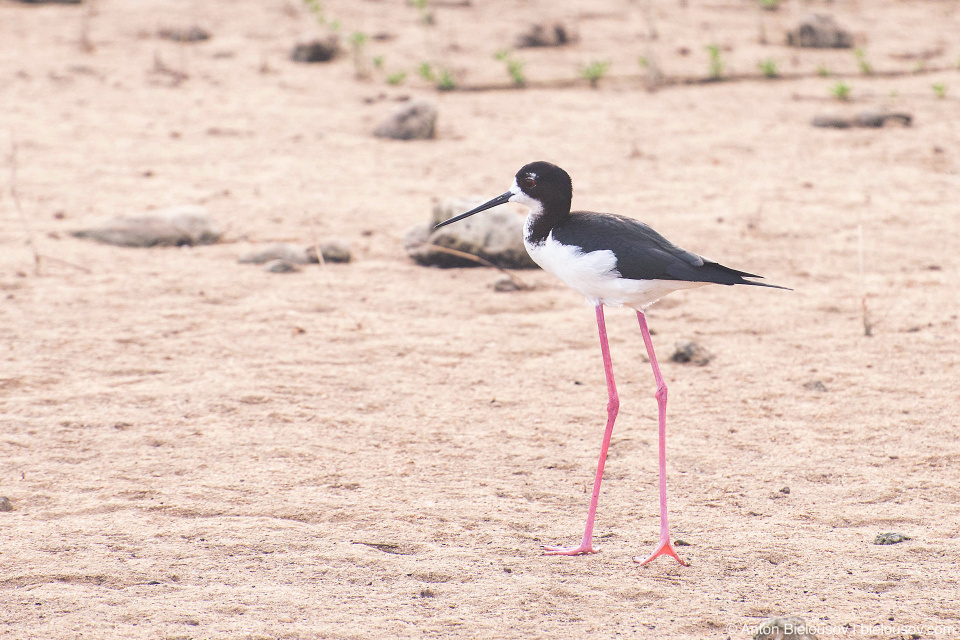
[2,0,960,638]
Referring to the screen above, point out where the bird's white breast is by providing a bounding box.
[523,217,705,309]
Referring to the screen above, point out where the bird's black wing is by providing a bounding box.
[554,212,787,288]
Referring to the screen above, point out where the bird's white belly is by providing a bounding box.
[524,233,706,309]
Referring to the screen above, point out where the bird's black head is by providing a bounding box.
[513,161,573,216]
[433,160,573,230]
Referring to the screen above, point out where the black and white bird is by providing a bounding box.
[435,161,788,565]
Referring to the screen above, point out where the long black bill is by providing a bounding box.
[434,191,513,229]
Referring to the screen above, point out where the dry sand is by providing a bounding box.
[2,0,959,638]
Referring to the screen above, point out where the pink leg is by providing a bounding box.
[633,310,687,566]
[543,304,618,556]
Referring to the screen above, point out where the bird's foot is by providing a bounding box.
[633,538,688,566]
[542,542,599,556]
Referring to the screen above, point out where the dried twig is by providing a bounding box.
[422,243,530,290]
[9,137,41,276]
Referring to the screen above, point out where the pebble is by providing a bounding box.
[670,339,712,366]
[264,259,300,274]
[0,497,13,512]
[309,240,352,264]
[157,26,210,42]
[404,196,536,269]
[514,22,578,48]
[754,616,819,640]
[374,100,437,141]
[71,205,221,247]
[786,14,853,49]
[290,34,340,63]
[874,532,911,545]
[239,244,313,265]
[812,112,912,129]
[803,380,827,392]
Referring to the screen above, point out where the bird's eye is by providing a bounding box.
[524,176,536,188]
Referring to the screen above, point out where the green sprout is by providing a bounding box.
[580,60,610,88]
[758,58,778,78]
[436,68,455,91]
[495,50,526,87]
[638,56,649,68]
[411,0,434,25]
[372,55,384,69]
[418,61,434,81]
[932,83,947,99]
[707,44,724,80]
[303,0,325,24]
[348,31,369,79]
[854,48,873,75]
[830,81,851,100]
[756,0,781,9]
[816,64,831,77]
[387,71,407,85]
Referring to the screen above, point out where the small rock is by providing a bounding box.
[374,100,437,141]
[786,14,853,49]
[309,240,352,264]
[290,34,339,63]
[674,539,691,546]
[72,205,221,247]
[157,26,210,42]
[239,244,313,265]
[514,22,578,48]
[803,380,827,392]
[493,275,523,292]
[0,497,13,512]
[874,532,911,545]
[670,339,712,366]
[812,111,912,129]
[264,259,300,274]
[405,197,537,269]
[811,115,852,129]
[855,111,912,128]
[754,616,818,640]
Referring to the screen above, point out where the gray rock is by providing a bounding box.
[670,339,712,366]
[803,380,827,392]
[291,34,339,63]
[374,100,437,141]
[158,26,210,42]
[812,111,912,129]
[239,244,313,265]
[264,259,300,274]
[754,617,818,640]
[874,532,911,545]
[0,497,12,512]
[72,205,221,247]
[405,197,537,269]
[308,240,352,264]
[514,22,578,48]
[787,14,853,49]
[855,111,912,128]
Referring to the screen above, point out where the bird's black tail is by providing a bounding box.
[700,261,792,291]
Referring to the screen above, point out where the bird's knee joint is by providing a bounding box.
[607,399,620,415]
[655,385,667,402]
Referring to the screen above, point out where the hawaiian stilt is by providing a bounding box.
[436,161,788,565]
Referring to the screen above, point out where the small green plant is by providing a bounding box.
[411,0,433,25]
[418,61,435,82]
[303,0,326,24]
[372,55,384,70]
[348,31,369,79]
[758,58,778,78]
[387,71,407,85]
[816,64,831,77]
[707,44,724,80]
[932,82,947,99]
[854,48,873,75]
[830,81,851,100]
[756,0,781,9]
[436,67,455,90]
[580,60,610,88]
[495,50,526,87]
[638,56,649,68]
